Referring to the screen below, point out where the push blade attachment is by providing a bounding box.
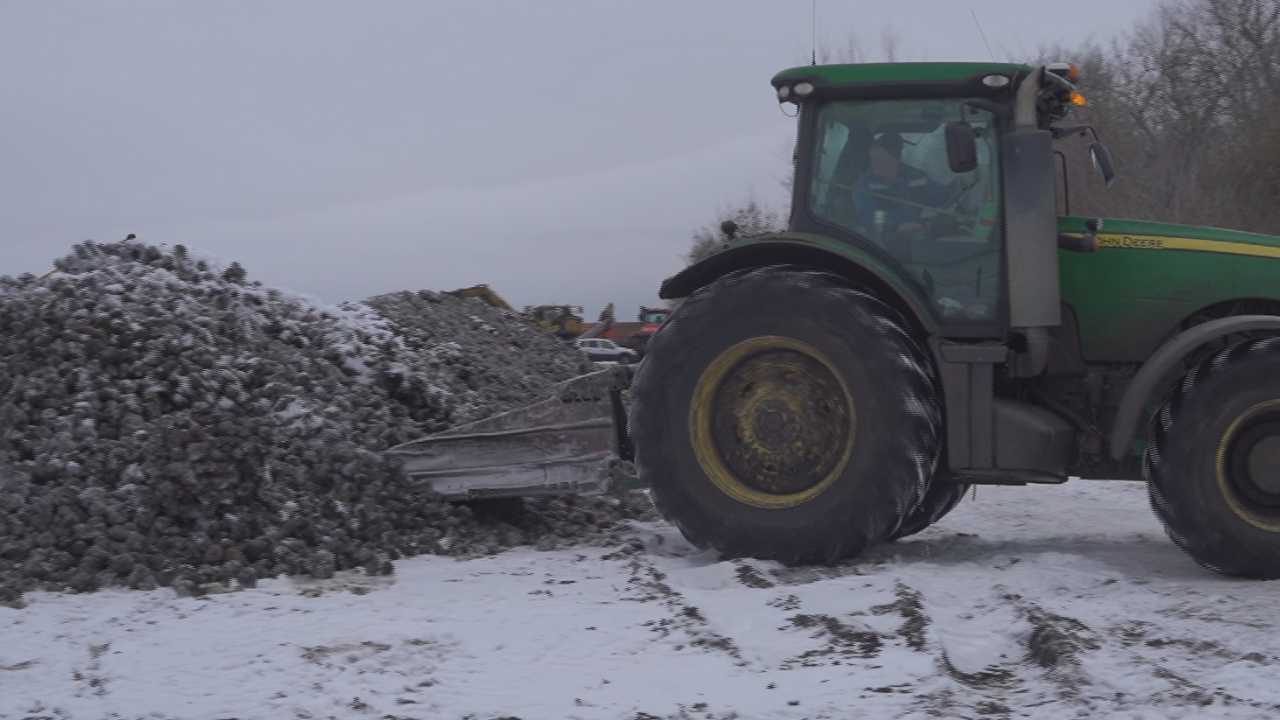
[386,365,634,499]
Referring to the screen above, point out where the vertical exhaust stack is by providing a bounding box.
[1003,67,1060,377]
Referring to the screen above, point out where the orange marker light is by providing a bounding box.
[1069,91,1087,106]
[1067,63,1080,80]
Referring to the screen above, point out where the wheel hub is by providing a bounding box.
[705,345,853,498]
[1228,420,1280,510]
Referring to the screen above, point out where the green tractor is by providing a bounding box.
[390,61,1280,579]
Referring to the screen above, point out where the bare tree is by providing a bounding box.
[1042,0,1280,235]
[879,24,903,63]
[686,197,784,264]
[685,25,904,265]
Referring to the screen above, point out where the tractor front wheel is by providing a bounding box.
[1145,338,1280,579]
[630,267,942,565]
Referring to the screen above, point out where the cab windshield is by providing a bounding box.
[808,99,1002,322]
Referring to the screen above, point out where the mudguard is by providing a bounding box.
[1109,315,1280,460]
[661,234,940,337]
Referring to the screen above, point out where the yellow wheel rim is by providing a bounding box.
[1215,399,1280,532]
[689,336,856,509]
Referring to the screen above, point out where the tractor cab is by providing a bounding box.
[773,62,1107,342]
[802,95,1004,322]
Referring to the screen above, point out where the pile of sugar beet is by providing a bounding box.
[0,239,655,607]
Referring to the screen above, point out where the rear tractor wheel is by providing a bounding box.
[1145,337,1280,579]
[630,266,943,565]
[889,476,969,541]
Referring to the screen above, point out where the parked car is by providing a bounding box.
[574,338,638,364]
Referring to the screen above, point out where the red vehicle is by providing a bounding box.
[617,307,668,358]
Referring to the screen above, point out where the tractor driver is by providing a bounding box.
[851,132,970,241]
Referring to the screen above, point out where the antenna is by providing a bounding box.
[811,0,817,65]
[971,9,995,61]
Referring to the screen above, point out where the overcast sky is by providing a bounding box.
[1,0,1156,319]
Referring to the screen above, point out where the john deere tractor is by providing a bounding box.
[390,61,1280,580]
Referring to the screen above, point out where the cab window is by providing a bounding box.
[809,99,1002,321]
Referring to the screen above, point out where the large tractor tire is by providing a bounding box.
[889,477,968,541]
[1144,337,1280,579]
[630,266,942,565]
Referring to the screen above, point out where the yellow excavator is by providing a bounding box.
[446,285,585,339]
[444,284,512,311]
[523,304,584,339]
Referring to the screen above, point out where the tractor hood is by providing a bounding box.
[1059,216,1280,256]
[1059,216,1280,363]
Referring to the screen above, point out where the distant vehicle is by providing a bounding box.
[525,304,584,339]
[575,338,637,364]
[638,306,669,325]
[444,284,512,311]
[445,287,585,340]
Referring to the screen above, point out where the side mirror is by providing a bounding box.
[1089,142,1116,187]
[945,121,978,174]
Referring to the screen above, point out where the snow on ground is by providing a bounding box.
[3,480,1278,720]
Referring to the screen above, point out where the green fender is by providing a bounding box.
[659,233,939,337]
[1109,315,1280,460]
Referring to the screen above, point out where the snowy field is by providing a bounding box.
[3,480,1278,720]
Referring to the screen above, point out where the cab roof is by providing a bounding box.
[772,62,1035,101]
[773,62,1032,85]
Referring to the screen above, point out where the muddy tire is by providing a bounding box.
[1144,337,1280,579]
[889,477,968,541]
[630,266,942,565]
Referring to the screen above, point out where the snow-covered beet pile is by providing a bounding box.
[0,239,654,607]
[363,289,593,423]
